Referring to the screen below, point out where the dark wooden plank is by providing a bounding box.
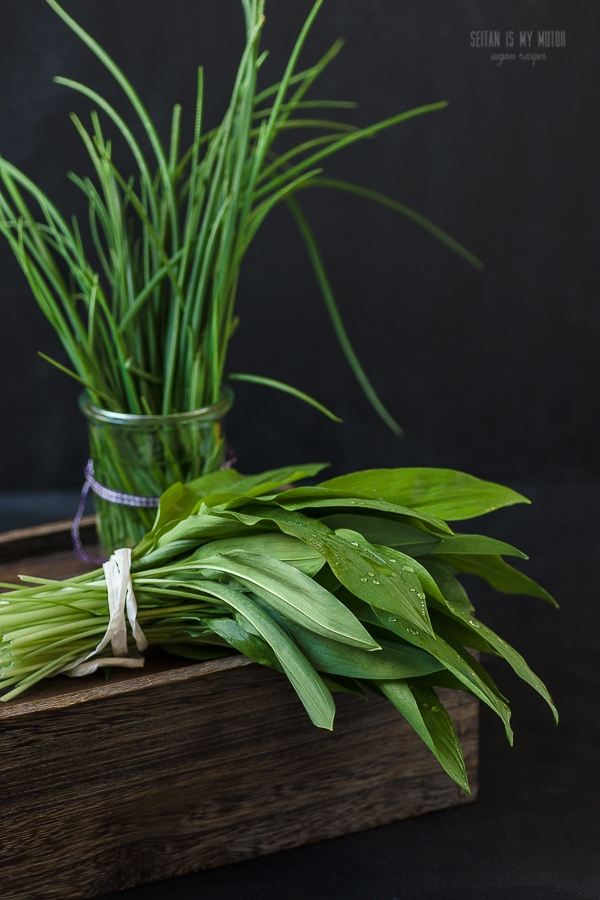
[0,664,477,900]
[0,520,479,900]
[0,515,97,564]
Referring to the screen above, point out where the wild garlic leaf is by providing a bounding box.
[195,551,379,650]
[436,553,557,606]
[375,680,470,793]
[356,537,447,604]
[369,606,513,742]
[428,607,498,655]
[155,512,267,548]
[321,675,369,698]
[426,596,558,723]
[273,487,453,535]
[134,539,200,569]
[284,619,445,679]
[205,617,283,671]
[419,559,475,612]
[319,514,440,555]
[320,468,530,521]
[184,468,246,498]
[429,533,528,558]
[212,505,436,636]
[229,463,329,496]
[193,533,325,576]
[195,580,335,730]
[134,481,201,557]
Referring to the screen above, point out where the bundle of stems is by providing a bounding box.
[0,0,481,428]
[0,464,556,793]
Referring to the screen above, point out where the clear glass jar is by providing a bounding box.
[80,388,233,553]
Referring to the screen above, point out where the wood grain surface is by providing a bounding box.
[0,521,479,900]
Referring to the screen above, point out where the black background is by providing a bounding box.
[0,3,598,899]
[1,0,598,488]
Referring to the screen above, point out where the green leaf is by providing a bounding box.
[429,533,528,558]
[319,514,440,555]
[420,559,474,612]
[194,533,326,576]
[375,681,470,792]
[274,487,453,535]
[437,553,557,605]
[426,596,558,723]
[284,620,445,680]
[195,550,379,650]
[230,463,329,496]
[428,607,497,655]
[366,604,513,741]
[320,468,530,521]
[331,528,446,603]
[137,474,252,557]
[186,468,247,497]
[134,540,201,569]
[134,481,203,558]
[321,675,368,698]
[205,617,283,671]
[409,669,479,695]
[210,505,436,635]
[194,580,335,730]
[155,512,270,550]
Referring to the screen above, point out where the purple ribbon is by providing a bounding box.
[72,461,160,563]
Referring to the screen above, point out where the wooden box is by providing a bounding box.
[0,521,478,900]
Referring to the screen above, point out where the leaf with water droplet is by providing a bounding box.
[273,486,453,534]
[370,605,513,741]
[321,514,441,554]
[197,550,378,650]
[374,680,470,793]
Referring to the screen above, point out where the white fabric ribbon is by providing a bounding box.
[64,547,148,677]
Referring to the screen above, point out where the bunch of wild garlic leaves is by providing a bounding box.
[0,465,556,792]
[0,0,481,428]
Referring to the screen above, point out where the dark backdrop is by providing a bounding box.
[0,0,597,489]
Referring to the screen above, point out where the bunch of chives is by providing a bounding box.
[0,0,482,429]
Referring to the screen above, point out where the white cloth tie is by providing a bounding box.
[64,548,148,677]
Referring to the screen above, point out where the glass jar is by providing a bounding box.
[80,388,233,553]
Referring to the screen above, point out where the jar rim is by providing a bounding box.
[79,386,234,428]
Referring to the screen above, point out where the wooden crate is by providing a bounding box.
[0,521,478,900]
